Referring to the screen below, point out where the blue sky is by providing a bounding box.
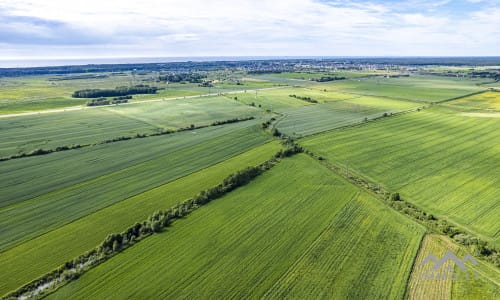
[0,0,498,59]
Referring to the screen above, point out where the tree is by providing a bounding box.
[112,240,121,252]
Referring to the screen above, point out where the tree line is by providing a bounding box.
[289,94,318,103]
[86,95,131,106]
[159,73,206,83]
[311,76,346,82]
[73,85,157,98]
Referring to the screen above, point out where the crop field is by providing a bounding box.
[264,192,424,299]
[0,141,282,296]
[47,155,423,299]
[310,75,488,102]
[0,122,271,252]
[447,91,500,110]
[227,87,313,110]
[407,234,500,300]
[302,107,500,243]
[0,74,275,113]
[0,96,260,157]
[275,96,420,136]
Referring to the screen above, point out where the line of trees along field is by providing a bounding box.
[72,85,157,98]
[6,142,303,300]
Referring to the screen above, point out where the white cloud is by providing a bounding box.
[0,0,498,58]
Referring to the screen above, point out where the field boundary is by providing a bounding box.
[435,89,489,104]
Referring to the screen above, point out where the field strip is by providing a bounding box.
[262,192,360,296]
[0,86,289,118]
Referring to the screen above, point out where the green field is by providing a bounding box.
[0,141,282,296]
[264,191,424,299]
[0,96,260,157]
[48,155,424,299]
[0,122,271,252]
[276,95,420,136]
[311,75,487,102]
[302,107,500,243]
[0,74,276,114]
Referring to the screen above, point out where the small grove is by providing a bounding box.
[6,141,303,299]
[72,85,157,98]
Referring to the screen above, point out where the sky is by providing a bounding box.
[0,0,499,59]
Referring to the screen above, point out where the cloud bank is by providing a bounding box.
[0,0,498,58]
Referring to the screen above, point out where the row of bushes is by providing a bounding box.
[311,76,346,82]
[305,151,499,268]
[73,85,157,98]
[159,73,206,83]
[0,117,258,162]
[289,94,318,103]
[211,116,255,126]
[7,145,303,299]
[0,144,83,162]
[87,97,129,106]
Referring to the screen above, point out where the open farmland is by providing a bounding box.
[0,122,271,251]
[0,141,282,296]
[311,75,487,102]
[301,107,500,244]
[1,60,499,300]
[47,155,423,299]
[0,73,276,114]
[276,96,420,136]
[0,96,260,157]
[447,91,500,110]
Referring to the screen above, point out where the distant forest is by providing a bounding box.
[1,57,500,77]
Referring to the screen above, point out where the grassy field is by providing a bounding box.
[310,75,487,102]
[301,107,500,244]
[276,96,420,136]
[0,96,260,157]
[227,87,313,110]
[264,192,424,299]
[0,74,275,114]
[0,123,271,252]
[407,234,499,300]
[447,91,500,110]
[0,141,282,296]
[48,155,423,299]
